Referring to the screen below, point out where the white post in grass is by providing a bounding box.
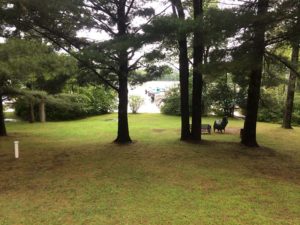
[14,141,19,159]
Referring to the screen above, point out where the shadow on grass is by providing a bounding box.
[1,134,300,190]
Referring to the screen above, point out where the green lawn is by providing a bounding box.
[0,114,299,225]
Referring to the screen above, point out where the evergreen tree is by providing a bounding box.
[282,3,300,129]
[171,0,191,140]
[191,0,204,141]
[1,0,164,143]
[0,39,51,135]
[241,0,269,147]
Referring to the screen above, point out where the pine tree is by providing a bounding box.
[171,0,191,140]
[1,0,163,143]
[282,3,300,129]
[191,0,204,141]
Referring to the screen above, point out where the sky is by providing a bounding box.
[77,0,243,41]
[0,0,242,43]
[1,0,243,43]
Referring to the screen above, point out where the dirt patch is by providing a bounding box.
[52,152,70,167]
[104,119,117,122]
[152,129,166,133]
[225,127,241,135]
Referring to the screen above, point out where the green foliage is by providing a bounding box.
[15,93,90,121]
[0,38,76,103]
[208,76,235,116]
[129,95,144,114]
[0,39,52,94]
[129,66,173,85]
[33,54,78,94]
[160,86,182,116]
[161,83,211,116]
[46,94,92,121]
[257,88,285,123]
[15,86,117,121]
[77,86,117,115]
[292,94,300,125]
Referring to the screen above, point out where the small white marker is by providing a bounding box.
[14,141,19,159]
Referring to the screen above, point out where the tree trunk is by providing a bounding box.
[115,75,132,143]
[29,100,35,123]
[241,0,269,147]
[0,95,7,137]
[173,0,191,140]
[282,48,299,127]
[114,1,132,144]
[39,98,46,123]
[191,0,204,141]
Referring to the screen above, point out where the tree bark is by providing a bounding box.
[115,75,132,143]
[29,100,35,123]
[241,0,269,147]
[0,95,7,137]
[282,3,300,129]
[39,98,46,123]
[191,0,204,141]
[114,1,132,144]
[282,44,299,129]
[173,0,191,140]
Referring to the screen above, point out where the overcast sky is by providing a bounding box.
[77,0,244,41]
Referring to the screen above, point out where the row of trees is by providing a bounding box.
[0,39,117,134]
[0,39,75,134]
[1,0,299,147]
[170,0,299,146]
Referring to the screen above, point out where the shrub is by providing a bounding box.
[15,93,91,121]
[15,86,117,121]
[160,85,211,116]
[292,94,300,125]
[257,88,284,123]
[77,86,117,114]
[46,94,91,120]
[129,95,144,114]
[160,87,181,115]
[208,81,235,117]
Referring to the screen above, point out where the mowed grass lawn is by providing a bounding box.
[0,114,299,225]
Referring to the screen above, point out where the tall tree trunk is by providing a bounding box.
[282,2,300,129]
[191,0,204,141]
[0,95,7,137]
[114,1,132,144]
[39,98,46,123]
[173,0,191,140]
[29,100,35,123]
[241,0,269,147]
[115,75,132,143]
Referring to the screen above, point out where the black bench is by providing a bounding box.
[201,124,211,134]
[189,124,212,134]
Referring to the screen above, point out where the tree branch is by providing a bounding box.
[28,25,119,91]
[265,51,300,78]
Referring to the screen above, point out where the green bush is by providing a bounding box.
[257,88,284,123]
[47,94,91,120]
[292,94,300,125]
[129,95,144,113]
[160,85,211,116]
[208,81,235,117]
[160,87,181,115]
[15,86,117,121]
[15,94,91,121]
[77,86,117,114]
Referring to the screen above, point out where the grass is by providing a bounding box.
[0,114,299,225]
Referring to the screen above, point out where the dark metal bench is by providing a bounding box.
[189,124,212,134]
[201,124,211,134]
